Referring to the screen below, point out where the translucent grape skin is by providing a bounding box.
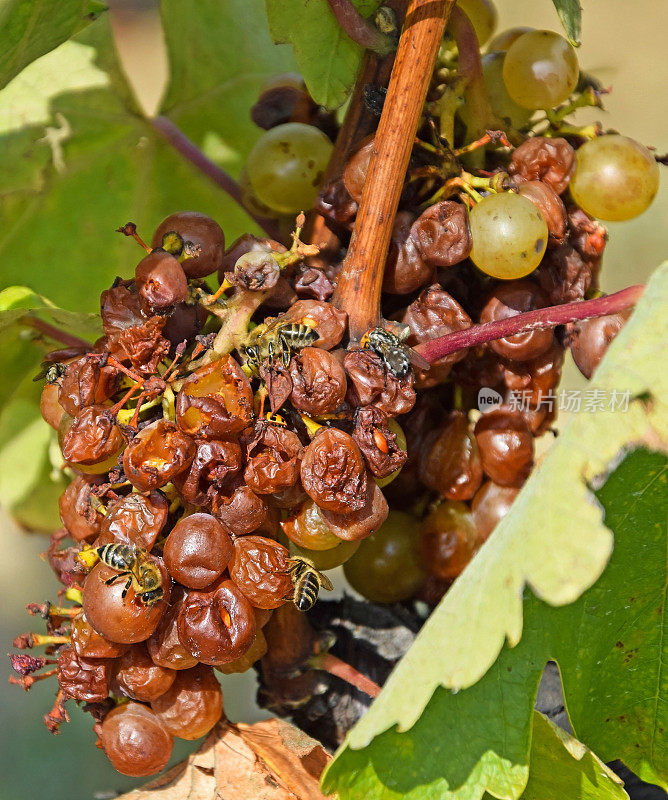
[420,501,478,580]
[456,0,497,46]
[503,30,579,110]
[246,122,333,215]
[479,52,533,129]
[486,26,533,53]
[343,511,424,603]
[469,192,548,279]
[570,135,660,221]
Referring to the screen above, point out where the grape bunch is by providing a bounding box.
[9,2,662,777]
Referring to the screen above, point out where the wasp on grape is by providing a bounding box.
[360,326,429,379]
[83,543,164,607]
[243,318,318,374]
[285,556,333,611]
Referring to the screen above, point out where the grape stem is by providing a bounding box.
[332,0,456,340]
[310,652,382,698]
[415,284,645,363]
[25,317,93,351]
[326,0,397,55]
[150,116,284,242]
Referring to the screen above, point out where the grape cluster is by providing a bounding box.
[9,3,661,780]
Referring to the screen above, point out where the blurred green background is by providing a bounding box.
[0,1,665,799]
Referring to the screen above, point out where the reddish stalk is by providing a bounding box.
[416,285,645,363]
[333,0,456,340]
[151,116,283,241]
[310,653,381,698]
[26,318,93,351]
[326,0,396,54]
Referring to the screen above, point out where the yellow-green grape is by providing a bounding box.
[570,135,660,221]
[481,52,533,128]
[486,26,533,53]
[469,192,548,279]
[246,122,333,215]
[456,0,498,46]
[288,539,360,570]
[375,419,407,488]
[343,511,424,603]
[238,166,282,220]
[502,30,579,110]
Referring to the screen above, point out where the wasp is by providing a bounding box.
[360,326,429,379]
[93,543,164,607]
[243,319,318,374]
[264,412,287,426]
[285,556,333,611]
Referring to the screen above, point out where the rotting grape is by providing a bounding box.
[151,664,224,740]
[100,702,173,777]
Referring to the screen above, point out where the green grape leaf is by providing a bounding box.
[322,261,668,798]
[264,0,382,108]
[516,712,627,800]
[0,285,101,338]
[0,0,103,91]
[0,0,295,528]
[550,0,582,46]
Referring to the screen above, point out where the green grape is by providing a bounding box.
[502,30,579,110]
[486,26,533,53]
[469,192,548,279]
[288,539,360,570]
[480,52,533,129]
[343,511,424,603]
[246,122,333,215]
[375,419,407,488]
[570,135,660,221]
[456,0,498,46]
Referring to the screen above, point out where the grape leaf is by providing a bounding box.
[0,0,103,91]
[264,0,382,108]
[0,0,295,528]
[516,712,627,800]
[322,261,668,798]
[550,0,582,46]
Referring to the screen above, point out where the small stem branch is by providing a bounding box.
[416,284,645,363]
[333,0,456,340]
[326,0,396,54]
[26,318,93,351]
[151,116,283,241]
[310,653,381,698]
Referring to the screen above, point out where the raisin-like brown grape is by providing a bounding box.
[209,482,269,535]
[509,137,575,195]
[174,439,242,507]
[244,425,303,495]
[352,406,407,478]
[100,702,173,777]
[163,513,233,589]
[471,481,519,542]
[342,134,374,203]
[71,614,129,659]
[123,420,196,492]
[56,645,111,702]
[59,476,103,543]
[58,356,118,416]
[228,536,292,609]
[215,629,268,674]
[480,281,553,361]
[100,284,145,337]
[146,587,199,671]
[420,501,478,581]
[382,211,433,295]
[82,561,170,644]
[60,405,125,468]
[176,357,253,439]
[517,180,567,246]
[99,491,168,550]
[177,579,256,665]
[41,382,66,430]
[567,308,631,379]
[107,315,170,377]
[289,347,347,415]
[344,349,416,416]
[151,665,224,740]
[474,406,534,487]
[135,250,188,314]
[300,427,368,513]
[113,643,176,701]
[319,480,389,541]
[152,212,225,279]
[279,299,347,350]
[503,342,564,407]
[217,233,287,285]
[419,411,483,501]
[281,499,342,550]
[410,200,472,267]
